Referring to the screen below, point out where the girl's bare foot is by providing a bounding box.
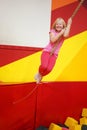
[34,73,42,84]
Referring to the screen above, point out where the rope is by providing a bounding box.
[71,0,85,19]
[50,38,60,56]
[13,84,38,104]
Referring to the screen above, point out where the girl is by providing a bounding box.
[34,17,72,83]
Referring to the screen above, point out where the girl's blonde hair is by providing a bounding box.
[52,17,66,29]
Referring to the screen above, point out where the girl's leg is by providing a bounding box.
[34,51,49,83]
[35,51,57,83]
[39,52,57,76]
[39,51,51,76]
[42,54,57,76]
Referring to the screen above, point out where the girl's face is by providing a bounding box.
[55,20,64,31]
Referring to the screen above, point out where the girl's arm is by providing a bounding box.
[49,29,65,43]
[63,17,72,37]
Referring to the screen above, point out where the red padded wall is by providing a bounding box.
[0,82,87,130]
[0,83,37,130]
[35,82,87,128]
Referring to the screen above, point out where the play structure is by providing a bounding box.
[38,108,87,130]
[0,0,87,130]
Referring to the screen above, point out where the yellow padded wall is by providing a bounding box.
[56,41,87,81]
[0,31,87,83]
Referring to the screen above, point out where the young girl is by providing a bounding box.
[34,17,72,83]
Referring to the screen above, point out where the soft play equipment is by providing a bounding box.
[0,0,87,130]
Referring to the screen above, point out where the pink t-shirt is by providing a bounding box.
[44,29,64,55]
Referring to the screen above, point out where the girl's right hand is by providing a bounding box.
[60,28,65,35]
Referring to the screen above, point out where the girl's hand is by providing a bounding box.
[60,28,65,35]
[67,17,72,25]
